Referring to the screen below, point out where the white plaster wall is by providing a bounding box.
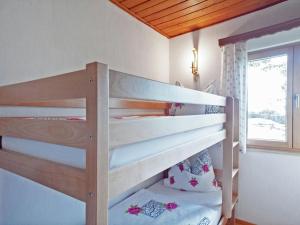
[0,0,169,224]
[169,1,300,224]
[238,149,300,225]
[0,0,169,86]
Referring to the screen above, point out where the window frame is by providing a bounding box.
[247,46,294,150]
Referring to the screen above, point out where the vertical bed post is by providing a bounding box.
[86,62,109,225]
[223,96,234,219]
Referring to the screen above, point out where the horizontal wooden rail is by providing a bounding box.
[109,129,226,199]
[110,113,226,148]
[110,98,170,110]
[109,70,226,106]
[110,109,165,117]
[2,98,86,108]
[0,70,90,105]
[0,149,86,201]
[0,118,89,148]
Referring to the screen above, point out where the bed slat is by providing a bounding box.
[110,113,226,148]
[109,70,226,106]
[3,98,86,108]
[0,118,89,148]
[0,70,89,105]
[0,149,86,201]
[110,98,170,110]
[109,129,226,199]
[110,109,165,117]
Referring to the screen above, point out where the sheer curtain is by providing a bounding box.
[221,42,247,153]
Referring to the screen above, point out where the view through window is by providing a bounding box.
[247,54,288,142]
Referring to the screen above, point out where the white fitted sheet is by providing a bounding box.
[109,181,222,225]
[2,123,222,170]
[147,181,222,225]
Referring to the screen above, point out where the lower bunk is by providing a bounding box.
[110,180,222,225]
[1,132,228,225]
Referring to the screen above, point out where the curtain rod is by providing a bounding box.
[218,17,300,47]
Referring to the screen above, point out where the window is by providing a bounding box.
[247,47,293,149]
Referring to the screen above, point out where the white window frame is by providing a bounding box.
[247,46,293,150]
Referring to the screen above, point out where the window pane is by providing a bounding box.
[248,54,288,142]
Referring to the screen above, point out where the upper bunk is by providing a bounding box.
[0,62,228,202]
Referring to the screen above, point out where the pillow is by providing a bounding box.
[204,81,222,114]
[163,151,220,192]
[190,150,213,175]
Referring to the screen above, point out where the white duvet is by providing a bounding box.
[109,188,219,225]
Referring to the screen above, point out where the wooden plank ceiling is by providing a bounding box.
[110,0,286,38]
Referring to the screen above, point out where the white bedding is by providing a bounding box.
[109,181,222,225]
[148,182,222,225]
[2,124,223,170]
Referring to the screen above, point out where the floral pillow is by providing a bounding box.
[163,151,220,192]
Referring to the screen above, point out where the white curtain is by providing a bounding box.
[221,42,247,153]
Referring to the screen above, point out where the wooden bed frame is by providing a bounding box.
[0,62,239,225]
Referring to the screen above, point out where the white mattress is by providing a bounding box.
[2,124,223,170]
[1,105,223,169]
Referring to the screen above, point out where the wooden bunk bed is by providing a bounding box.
[0,62,239,225]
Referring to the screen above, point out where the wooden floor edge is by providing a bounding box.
[236,218,257,225]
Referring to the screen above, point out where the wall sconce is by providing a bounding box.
[191,48,199,81]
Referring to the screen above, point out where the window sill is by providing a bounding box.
[247,144,300,154]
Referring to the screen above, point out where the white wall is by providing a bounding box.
[169,1,300,225]
[239,149,300,225]
[0,0,169,86]
[0,0,169,224]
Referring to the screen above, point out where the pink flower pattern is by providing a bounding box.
[170,176,175,185]
[202,164,209,173]
[175,103,184,109]
[126,205,142,215]
[165,202,178,211]
[126,201,178,217]
[189,177,199,187]
[178,163,184,172]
